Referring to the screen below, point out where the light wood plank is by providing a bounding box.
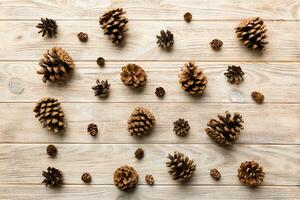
[0,144,298,185]
[0,0,299,20]
[0,185,298,200]
[1,62,300,103]
[0,103,299,144]
[1,21,299,61]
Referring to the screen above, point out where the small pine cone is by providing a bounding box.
[210,39,223,50]
[120,64,147,88]
[238,161,265,187]
[166,151,196,182]
[97,57,105,67]
[92,79,110,97]
[173,118,190,137]
[155,87,165,97]
[210,169,221,180]
[33,97,65,133]
[145,174,154,185]
[135,148,144,160]
[87,123,98,136]
[224,65,245,84]
[77,32,88,42]
[128,107,156,137]
[37,47,75,83]
[36,18,57,38]
[99,8,128,44]
[113,165,139,191]
[251,91,264,104]
[42,167,63,187]
[157,30,174,49]
[179,62,208,95]
[236,17,268,51]
[205,111,244,145]
[184,12,192,22]
[46,144,57,157]
[81,172,92,183]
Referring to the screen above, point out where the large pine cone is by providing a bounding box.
[33,97,65,133]
[179,62,208,95]
[166,151,196,182]
[238,160,265,187]
[236,17,268,51]
[113,165,139,191]
[128,107,155,137]
[38,47,75,83]
[205,111,244,145]
[120,64,147,88]
[99,8,128,44]
[42,167,63,187]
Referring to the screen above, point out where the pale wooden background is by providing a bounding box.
[0,0,299,199]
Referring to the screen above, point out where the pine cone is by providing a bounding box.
[183,12,192,22]
[46,144,57,157]
[120,64,147,88]
[238,161,265,187]
[33,97,65,133]
[97,57,105,67]
[155,87,165,97]
[81,172,92,183]
[87,123,98,136]
[179,62,208,95]
[236,17,268,51]
[145,174,154,185]
[42,167,63,187]
[210,39,223,50]
[157,30,174,49]
[166,151,196,182]
[128,107,156,137]
[224,65,245,84]
[99,8,128,44]
[113,165,139,191]
[36,18,57,38]
[173,118,190,137]
[210,169,221,180]
[37,47,75,83]
[251,91,264,104]
[92,79,110,97]
[135,148,144,160]
[77,32,88,42]
[205,111,244,145]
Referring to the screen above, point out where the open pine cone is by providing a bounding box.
[166,151,196,182]
[113,165,139,191]
[36,18,57,38]
[238,161,265,187]
[205,111,244,145]
[179,62,208,95]
[99,8,128,44]
[33,97,65,133]
[42,167,63,187]
[37,47,75,83]
[92,79,110,97]
[224,65,245,84]
[173,118,190,137]
[120,64,147,88]
[236,17,268,51]
[128,107,156,136]
[157,30,174,49]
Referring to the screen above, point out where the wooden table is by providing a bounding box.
[0,0,299,199]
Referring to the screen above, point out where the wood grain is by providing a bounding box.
[0,0,299,20]
[0,21,299,61]
[0,144,298,185]
[1,103,299,144]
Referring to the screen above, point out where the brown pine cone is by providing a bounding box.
[224,65,245,84]
[179,61,208,95]
[135,148,144,160]
[120,64,147,88]
[210,39,223,50]
[46,144,57,157]
[97,57,105,67]
[205,111,244,145]
[157,30,174,49]
[87,123,98,136]
[42,167,63,187]
[251,91,264,104]
[81,172,92,183]
[77,32,88,42]
[155,87,165,97]
[92,79,110,97]
[113,165,139,191]
[173,118,190,137]
[145,174,154,185]
[210,169,221,180]
[238,160,265,187]
[36,18,57,38]
[184,12,192,22]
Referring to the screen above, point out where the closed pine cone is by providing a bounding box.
[236,17,268,51]
[205,111,244,145]
[37,47,75,83]
[135,148,144,160]
[92,79,110,97]
[113,165,139,191]
[42,167,63,187]
[238,160,265,187]
[166,151,196,182]
[173,118,190,137]
[251,91,264,104]
[224,65,245,84]
[46,144,57,157]
[155,87,165,97]
[120,64,147,88]
[81,172,92,183]
[128,107,155,136]
[210,169,221,180]
[33,97,65,133]
[179,62,208,95]
[145,174,154,185]
[87,123,98,136]
[157,30,174,49]
[99,8,128,44]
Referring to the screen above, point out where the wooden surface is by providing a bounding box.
[0,0,299,199]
